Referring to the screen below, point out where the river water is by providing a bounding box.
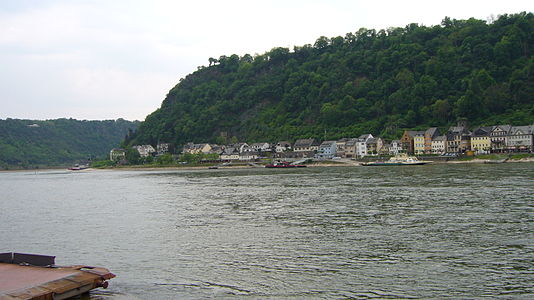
[1,163,533,299]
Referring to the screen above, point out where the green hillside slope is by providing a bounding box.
[0,118,138,168]
[130,12,534,146]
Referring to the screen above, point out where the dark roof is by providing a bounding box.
[294,138,318,147]
[405,130,425,137]
[510,125,534,135]
[472,126,492,137]
[492,125,512,133]
[425,127,439,137]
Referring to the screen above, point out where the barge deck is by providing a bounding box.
[0,253,114,300]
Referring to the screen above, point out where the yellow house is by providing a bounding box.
[413,133,425,155]
[183,143,212,154]
[471,126,492,154]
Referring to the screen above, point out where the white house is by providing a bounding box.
[490,125,511,152]
[431,136,446,154]
[316,141,337,159]
[220,147,240,160]
[249,142,271,152]
[275,141,292,153]
[389,140,402,155]
[506,125,534,152]
[133,145,156,157]
[239,151,259,161]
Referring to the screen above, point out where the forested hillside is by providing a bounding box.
[0,118,138,168]
[129,12,534,147]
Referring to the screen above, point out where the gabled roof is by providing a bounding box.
[492,125,512,133]
[294,138,318,147]
[222,147,239,155]
[319,140,336,147]
[184,143,210,150]
[358,134,374,140]
[276,141,291,147]
[472,126,492,137]
[433,135,446,141]
[447,126,470,135]
[345,138,359,147]
[425,127,439,137]
[510,125,533,135]
[404,130,425,137]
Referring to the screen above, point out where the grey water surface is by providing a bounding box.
[1,163,533,299]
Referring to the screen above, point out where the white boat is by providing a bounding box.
[362,154,431,166]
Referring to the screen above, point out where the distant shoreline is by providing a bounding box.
[1,157,533,173]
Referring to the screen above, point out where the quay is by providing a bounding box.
[0,253,115,300]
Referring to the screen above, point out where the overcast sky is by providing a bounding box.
[1,1,532,121]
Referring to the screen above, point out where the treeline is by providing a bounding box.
[0,118,138,168]
[129,12,534,147]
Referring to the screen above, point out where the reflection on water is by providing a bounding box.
[1,163,533,299]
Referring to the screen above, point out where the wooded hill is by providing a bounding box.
[128,12,534,147]
[0,118,138,168]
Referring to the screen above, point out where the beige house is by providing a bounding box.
[446,126,471,153]
[344,138,359,158]
[424,128,439,154]
[413,133,425,155]
[293,139,319,152]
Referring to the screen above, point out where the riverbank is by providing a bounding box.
[96,156,534,171]
[2,155,533,172]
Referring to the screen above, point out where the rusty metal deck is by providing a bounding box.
[0,253,115,300]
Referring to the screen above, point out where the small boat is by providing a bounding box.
[362,154,430,166]
[68,164,89,171]
[265,161,307,168]
[484,158,508,164]
[208,166,219,169]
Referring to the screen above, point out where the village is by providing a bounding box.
[109,122,534,164]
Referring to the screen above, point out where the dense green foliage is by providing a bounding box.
[130,13,534,147]
[0,118,138,168]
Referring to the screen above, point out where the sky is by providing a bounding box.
[0,1,532,121]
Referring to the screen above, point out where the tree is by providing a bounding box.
[125,147,141,165]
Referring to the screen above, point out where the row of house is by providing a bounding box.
[402,123,534,155]
[110,123,533,162]
[109,143,174,161]
[180,136,401,160]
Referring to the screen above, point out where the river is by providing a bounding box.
[1,163,533,299]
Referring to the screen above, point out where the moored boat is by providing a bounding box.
[362,154,430,166]
[68,164,89,171]
[484,158,508,164]
[265,161,307,168]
